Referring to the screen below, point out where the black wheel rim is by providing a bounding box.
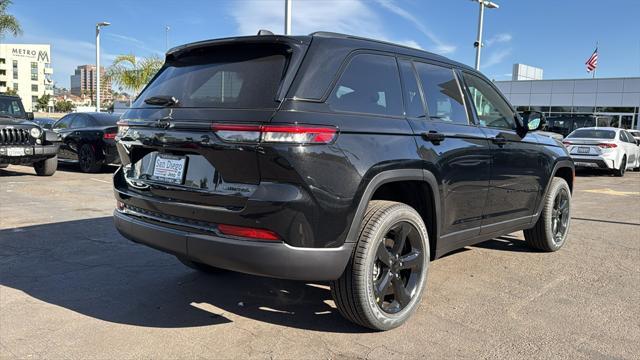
[551,188,570,244]
[372,221,424,314]
[79,146,92,170]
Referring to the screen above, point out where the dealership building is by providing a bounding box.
[495,71,640,130]
[0,44,54,112]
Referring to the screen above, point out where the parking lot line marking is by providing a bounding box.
[90,178,110,184]
[582,188,640,196]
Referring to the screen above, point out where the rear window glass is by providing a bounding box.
[567,129,616,139]
[133,44,290,109]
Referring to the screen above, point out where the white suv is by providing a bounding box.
[564,127,640,176]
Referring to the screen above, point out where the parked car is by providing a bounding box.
[0,94,60,175]
[32,117,57,129]
[113,32,575,330]
[51,112,120,173]
[628,129,640,143]
[563,127,640,176]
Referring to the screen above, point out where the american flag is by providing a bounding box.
[586,48,598,73]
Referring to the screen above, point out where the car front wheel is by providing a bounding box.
[33,155,57,176]
[331,200,429,330]
[524,177,571,251]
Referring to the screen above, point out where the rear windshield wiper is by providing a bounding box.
[144,95,179,107]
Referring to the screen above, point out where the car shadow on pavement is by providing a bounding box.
[0,217,369,333]
[472,235,538,253]
[57,163,118,174]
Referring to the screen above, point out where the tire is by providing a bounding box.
[524,177,571,252]
[78,144,103,173]
[33,156,57,176]
[331,200,430,331]
[613,156,626,177]
[177,256,226,274]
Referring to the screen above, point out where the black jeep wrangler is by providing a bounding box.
[0,94,60,176]
[113,33,574,330]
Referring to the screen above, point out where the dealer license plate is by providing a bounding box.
[150,154,187,185]
[6,147,25,156]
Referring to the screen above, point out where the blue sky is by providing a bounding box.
[5,0,640,89]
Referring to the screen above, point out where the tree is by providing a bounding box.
[2,87,17,96]
[35,94,51,111]
[106,55,163,96]
[0,0,22,40]
[54,100,74,113]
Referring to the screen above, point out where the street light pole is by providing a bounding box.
[284,0,292,35]
[165,25,170,51]
[472,0,499,71]
[95,21,110,112]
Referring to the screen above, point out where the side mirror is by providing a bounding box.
[26,112,34,120]
[521,111,545,132]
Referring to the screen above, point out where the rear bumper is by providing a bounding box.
[114,210,354,281]
[571,155,614,169]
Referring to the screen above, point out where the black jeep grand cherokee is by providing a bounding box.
[0,94,60,176]
[114,32,574,330]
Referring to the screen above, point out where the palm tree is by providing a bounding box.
[106,55,163,96]
[0,0,22,39]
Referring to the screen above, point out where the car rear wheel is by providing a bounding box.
[524,177,571,252]
[78,144,103,173]
[176,256,226,274]
[33,155,57,176]
[613,156,626,177]
[331,200,429,331]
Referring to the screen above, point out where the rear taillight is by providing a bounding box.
[597,143,617,148]
[217,224,280,241]
[103,132,117,140]
[211,124,261,143]
[562,141,572,146]
[211,123,337,144]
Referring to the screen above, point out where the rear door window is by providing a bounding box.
[71,114,90,128]
[414,62,468,124]
[134,44,290,109]
[328,54,403,116]
[398,60,425,118]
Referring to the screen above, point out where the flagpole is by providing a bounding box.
[592,41,598,79]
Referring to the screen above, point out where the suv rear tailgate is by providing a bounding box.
[116,38,309,215]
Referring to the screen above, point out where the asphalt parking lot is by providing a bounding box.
[1,165,639,359]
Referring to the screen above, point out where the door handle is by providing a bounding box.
[491,136,508,146]
[422,131,445,144]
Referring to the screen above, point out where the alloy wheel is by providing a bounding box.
[372,221,425,314]
[551,188,570,244]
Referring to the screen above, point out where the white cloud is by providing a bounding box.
[482,48,512,68]
[105,33,164,56]
[373,0,456,54]
[486,33,512,46]
[231,0,382,37]
[230,0,447,54]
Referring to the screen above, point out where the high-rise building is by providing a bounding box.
[70,64,112,105]
[0,44,54,112]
